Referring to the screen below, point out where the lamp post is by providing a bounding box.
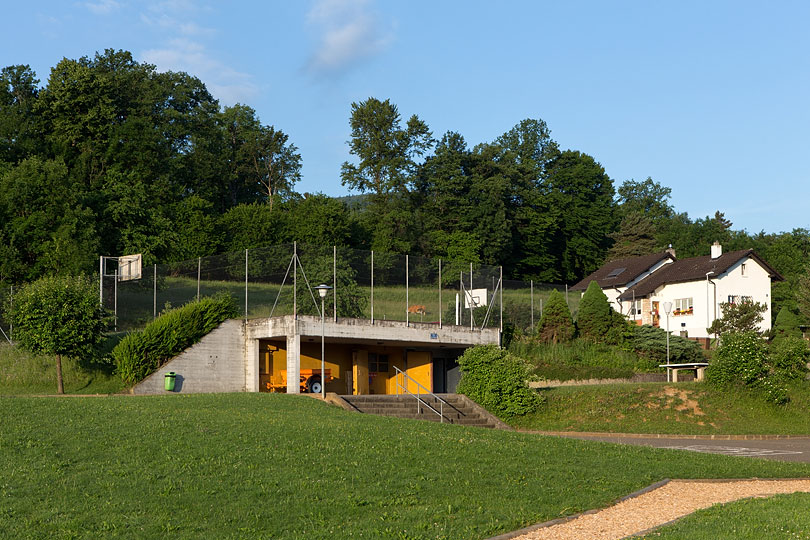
[663,301,673,381]
[315,284,332,399]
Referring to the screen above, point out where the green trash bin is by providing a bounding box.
[164,372,176,391]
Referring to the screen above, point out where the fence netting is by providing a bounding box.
[93,243,573,332]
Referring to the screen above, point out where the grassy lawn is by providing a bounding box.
[638,492,810,539]
[0,342,125,396]
[511,382,810,435]
[2,394,810,539]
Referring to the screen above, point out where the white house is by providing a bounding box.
[572,242,783,339]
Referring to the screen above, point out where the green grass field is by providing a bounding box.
[2,393,809,539]
[511,382,810,435]
[638,492,810,539]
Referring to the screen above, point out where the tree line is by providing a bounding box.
[2,49,809,322]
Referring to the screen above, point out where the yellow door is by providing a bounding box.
[352,350,369,395]
[405,351,432,393]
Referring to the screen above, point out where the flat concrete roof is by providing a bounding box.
[245,315,500,348]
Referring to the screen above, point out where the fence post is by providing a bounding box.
[438,259,442,329]
[99,256,103,307]
[114,269,118,332]
[500,266,503,334]
[245,249,248,321]
[153,264,157,319]
[197,256,201,302]
[530,280,534,328]
[406,254,409,327]
[293,242,297,320]
[470,263,474,330]
[9,285,13,340]
[333,245,337,322]
[370,250,374,324]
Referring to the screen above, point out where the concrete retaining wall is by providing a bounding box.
[131,319,246,394]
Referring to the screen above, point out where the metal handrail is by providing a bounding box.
[393,366,447,422]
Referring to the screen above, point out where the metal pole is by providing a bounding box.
[293,242,297,319]
[666,312,671,366]
[197,257,201,301]
[530,280,534,328]
[321,295,326,400]
[565,284,569,306]
[370,250,374,324]
[99,256,103,306]
[9,285,13,340]
[245,249,248,321]
[333,246,337,322]
[470,263,474,330]
[153,264,157,319]
[114,269,118,332]
[406,254,409,326]
[438,259,442,329]
[499,266,503,334]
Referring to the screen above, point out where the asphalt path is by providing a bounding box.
[549,433,810,463]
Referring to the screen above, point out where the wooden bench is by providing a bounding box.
[659,362,709,382]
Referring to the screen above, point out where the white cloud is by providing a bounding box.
[83,0,122,15]
[142,38,258,105]
[306,0,393,76]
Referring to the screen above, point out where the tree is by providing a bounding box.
[536,289,575,344]
[341,97,432,253]
[616,177,674,222]
[707,301,767,337]
[799,267,810,324]
[576,281,615,343]
[5,275,107,393]
[0,64,42,164]
[607,212,658,259]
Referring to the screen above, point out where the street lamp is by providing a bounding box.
[663,301,673,381]
[314,284,332,399]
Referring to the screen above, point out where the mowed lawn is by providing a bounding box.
[2,394,810,539]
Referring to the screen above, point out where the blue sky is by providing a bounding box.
[3,0,808,235]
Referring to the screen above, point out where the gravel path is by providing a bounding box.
[511,478,810,540]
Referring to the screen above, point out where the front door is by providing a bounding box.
[368,353,389,394]
[652,301,660,327]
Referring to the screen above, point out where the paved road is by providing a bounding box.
[554,433,810,463]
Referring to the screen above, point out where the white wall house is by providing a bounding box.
[573,243,782,340]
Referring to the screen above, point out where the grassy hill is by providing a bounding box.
[512,382,810,435]
[2,393,809,539]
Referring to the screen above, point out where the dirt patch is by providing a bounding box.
[651,386,705,417]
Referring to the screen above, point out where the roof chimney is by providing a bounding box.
[711,241,722,259]
[665,244,676,258]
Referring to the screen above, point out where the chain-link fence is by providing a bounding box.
[99,243,576,333]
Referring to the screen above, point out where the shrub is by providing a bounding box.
[771,307,802,344]
[706,331,767,387]
[631,324,705,364]
[456,345,542,419]
[113,294,239,385]
[536,290,575,344]
[576,281,614,343]
[769,336,809,380]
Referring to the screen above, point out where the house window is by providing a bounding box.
[673,298,693,316]
[741,263,747,276]
[633,299,643,318]
[727,295,752,305]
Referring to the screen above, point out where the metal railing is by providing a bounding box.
[393,366,448,423]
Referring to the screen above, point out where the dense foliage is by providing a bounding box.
[707,301,767,336]
[456,344,542,419]
[4,274,107,393]
[535,289,575,344]
[2,50,809,328]
[113,294,238,385]
[630,324,705,364]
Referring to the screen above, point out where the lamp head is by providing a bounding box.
[663,301,673,314]
[315,284,332,299]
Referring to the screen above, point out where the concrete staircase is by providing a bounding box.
[340,394,510,430]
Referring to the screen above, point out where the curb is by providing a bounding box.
[518,429,810,440]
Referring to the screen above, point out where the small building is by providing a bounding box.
[571,242,783,339]
[132,315,500,395]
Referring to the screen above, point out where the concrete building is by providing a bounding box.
[133,315,500,395]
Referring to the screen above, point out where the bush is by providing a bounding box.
[511,340,658,375]
[576,281,614,343]
[535,290,575,344]
[769,336,809,380]
[456,345,542,419]
[631,324,705,364]
[771,307,802,344]
[706,331,767,387]
[113,294,239,385]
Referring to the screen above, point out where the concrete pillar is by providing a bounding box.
[286,332,301,393]
[245,337,260,392]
